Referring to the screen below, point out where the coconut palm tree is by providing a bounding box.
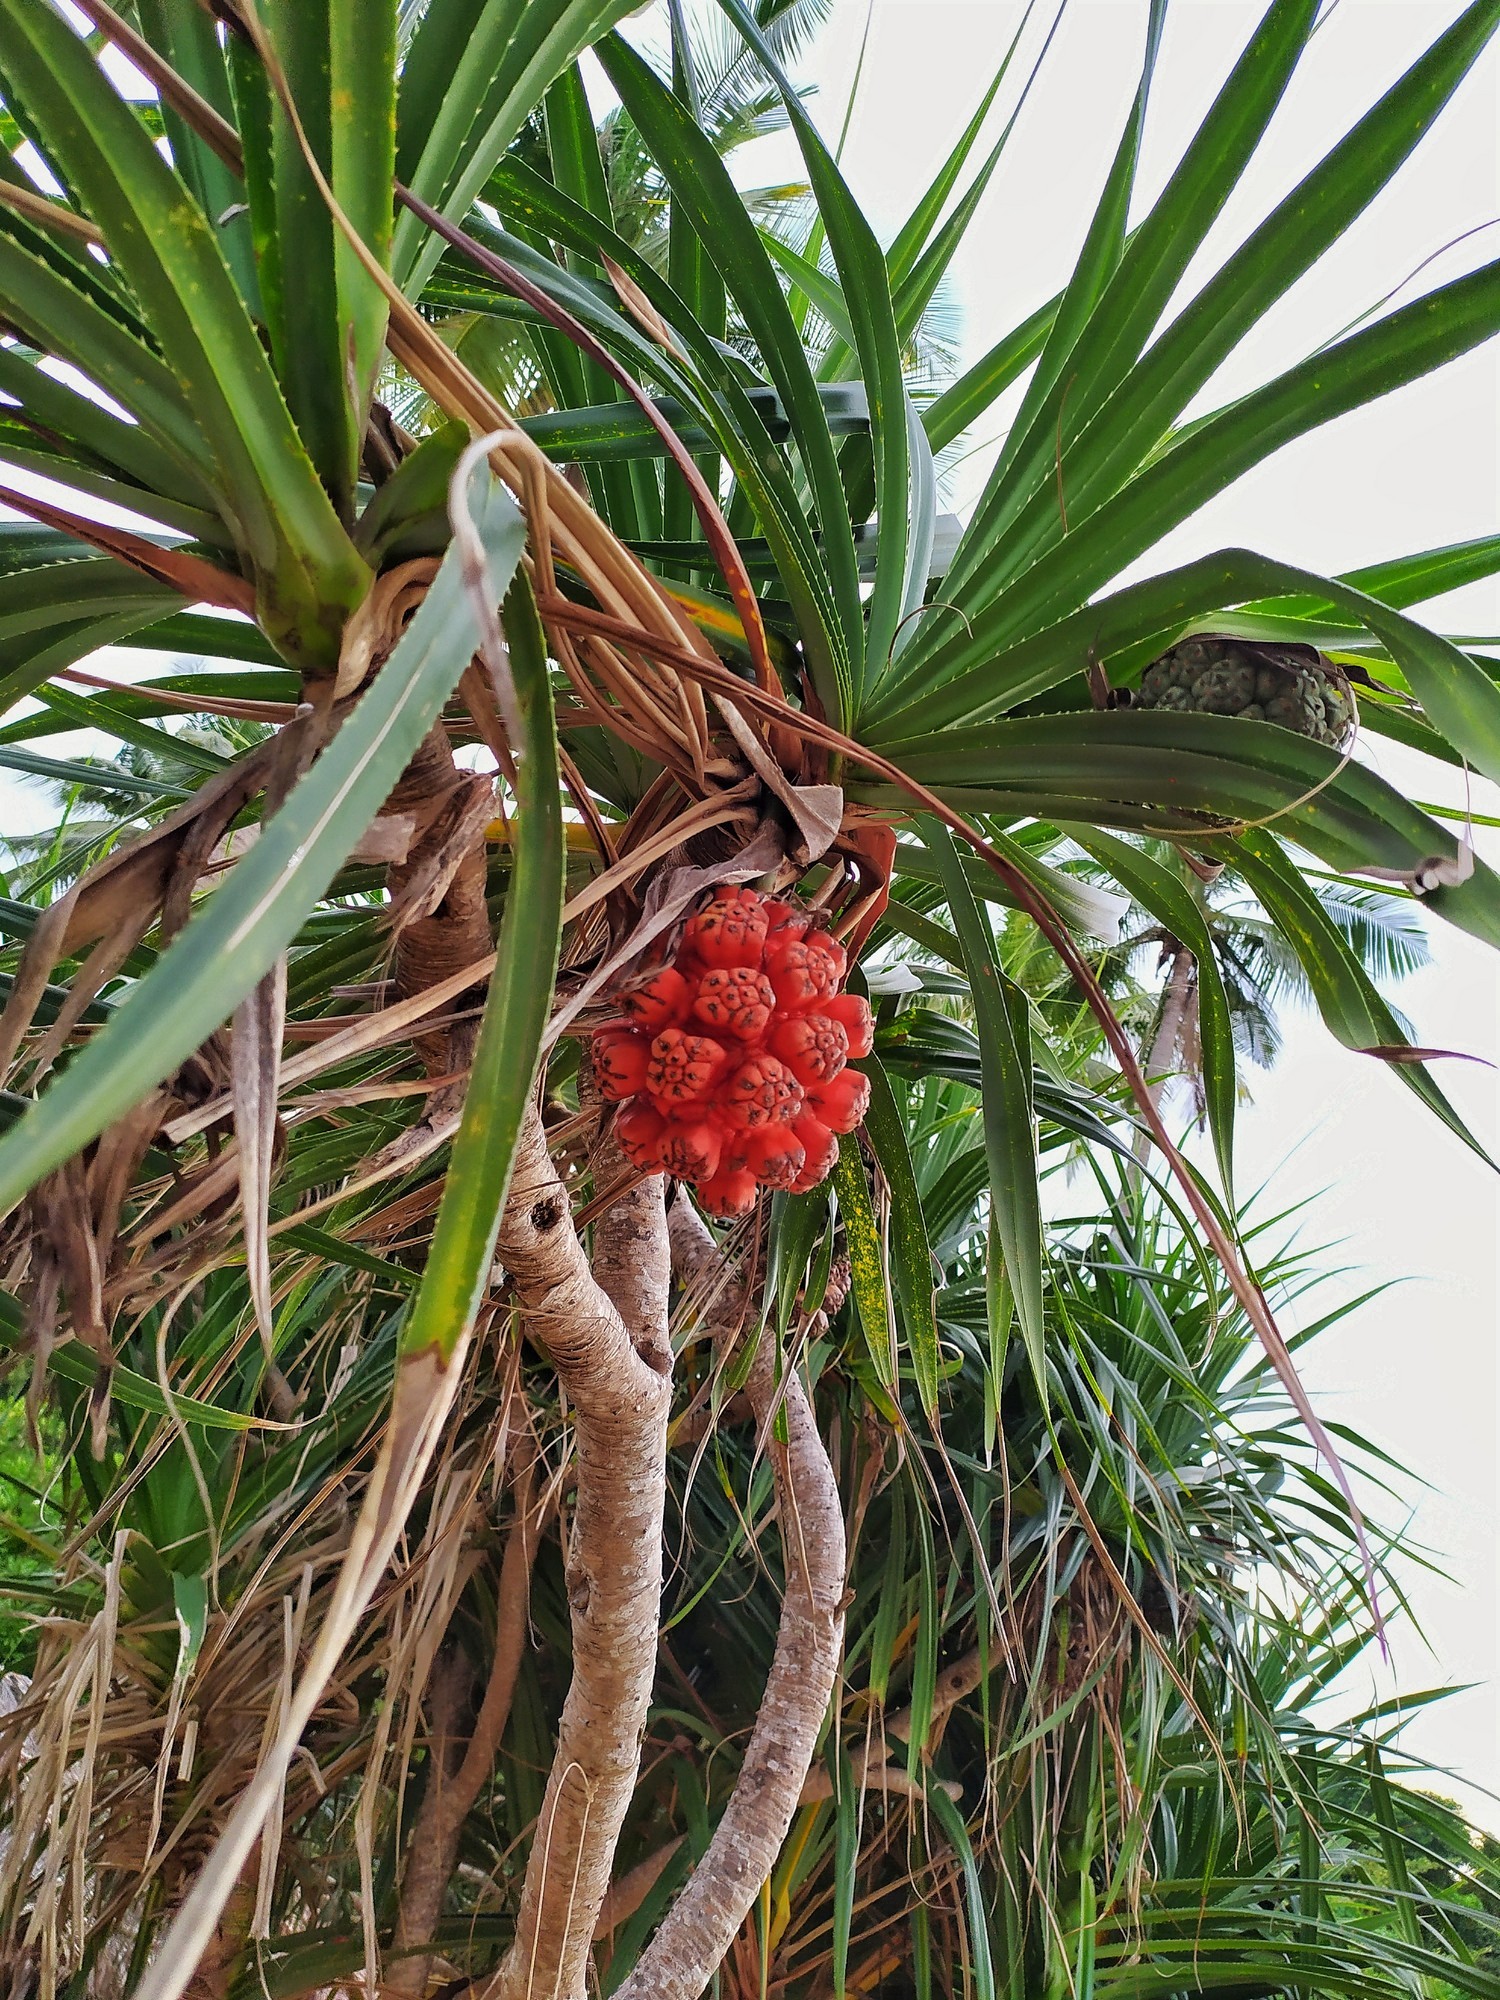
[1,2,1500,1996]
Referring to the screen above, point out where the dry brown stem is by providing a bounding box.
[388,1458,540,1996]
[481,1109,672,2000]
[610,1201,846,2000]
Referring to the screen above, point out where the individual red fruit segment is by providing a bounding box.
[722,1053,804,1130]
[807,1067,870,1135]
[693,965,777,1041]
[770,1012,848,1085]
[683,886,769,970]
[730,1122,805,1191]
[592,1027,650,1101]
[616,1101,665,1170]
[646,1029,727,1106]
[822,992,874,1059]
[658,1120,722,1182]
[696,1167,759,1219]
[789,1115,839,1193]
[806,932,846,986]
[764,936,833,1012]
[622,966,691,1032]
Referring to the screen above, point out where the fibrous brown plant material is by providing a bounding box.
[482,1106,672,2000]
[388,1459,540,1997]
[611,1199,846,2000]
[181,1860,256,2000]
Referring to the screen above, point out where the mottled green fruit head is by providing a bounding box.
[1192,661,1258,713]
[1134,633,1355,749]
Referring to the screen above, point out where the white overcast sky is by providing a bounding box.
[1,0,1498,1824]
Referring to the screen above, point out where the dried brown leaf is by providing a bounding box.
[600,254,688,360]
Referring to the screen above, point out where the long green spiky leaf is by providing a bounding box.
[1270,531,1500,619]
[873,4,1056,371]
[1061,0,1500,523]
[860,1054,942,1416]
[544,60,651,539]
[133,0,258,306]
[0,436,226,549]
[397,568,563,1366]
[0,340,212,515]
[922,292,1059,454]
[392,0,641,297]
[243,1,395,514]
[915,0,1500,654]
[925,1779,997,2000]
[923,818,1045,1387]
[0,556,179,712]
[663,5,726,550]
[0,1294,259,1430]
[982,0,1165,500]
[868,709,1498,925]
[872,536,1500,800]
[942,0,1318,607]
[456,191,846,704]
[714,0,913,688]
[885,12,1034,293]
[901,255,1500,706]
[597,26,861,713]
[329,0,396,433]
[1229,829,1490,1164]
[1068,827,1238,1194]
[0,229,212,483]
[0,471,524,1220]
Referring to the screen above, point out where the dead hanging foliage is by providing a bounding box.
[0,1327,538,1993]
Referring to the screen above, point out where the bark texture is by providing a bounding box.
[483,1108,672,2000]
[1143,941,1197,1109]
[612,1201,846,2000]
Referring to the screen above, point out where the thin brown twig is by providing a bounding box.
[54,666,300,723]
[388,1458,542,1996]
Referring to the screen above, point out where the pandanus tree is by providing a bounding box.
[1,1,1500,1996]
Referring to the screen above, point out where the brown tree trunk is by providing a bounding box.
[1131,941,1197,1179]
[482,1109,672,2000]
[612,1201,846,2000]
[1143,941,1196,1111]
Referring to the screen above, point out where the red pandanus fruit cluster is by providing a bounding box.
[592,888,873,1218]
